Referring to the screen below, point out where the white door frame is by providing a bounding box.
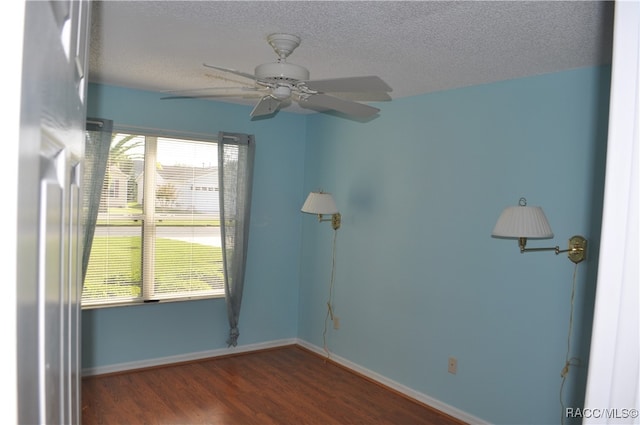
[584,0,640,422]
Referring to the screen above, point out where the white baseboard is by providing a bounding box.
[82,337,487,424]
[296,339,489,425]
[81,338,297,376]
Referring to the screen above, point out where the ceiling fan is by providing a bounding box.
[162,33,392,119]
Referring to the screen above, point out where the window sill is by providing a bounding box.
[81,292,225,310]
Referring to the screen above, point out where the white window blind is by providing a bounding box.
[82,133,224,307]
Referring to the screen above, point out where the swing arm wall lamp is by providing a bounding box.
[492,198,587,264]
[301,191,341,230]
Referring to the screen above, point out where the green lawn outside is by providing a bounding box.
[94,203,221,226]
[82,236,223,303]
[95,219,221,226]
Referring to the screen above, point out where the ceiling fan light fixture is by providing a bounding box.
[272,86,291,100]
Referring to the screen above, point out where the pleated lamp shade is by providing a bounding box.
[492,204,554,239]
[301,192,339,215]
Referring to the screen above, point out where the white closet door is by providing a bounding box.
[16,1,90,423]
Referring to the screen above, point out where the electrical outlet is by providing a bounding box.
[333,316,340,329]
[448,357,457,374]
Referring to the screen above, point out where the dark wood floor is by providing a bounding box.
[82,345,465,425]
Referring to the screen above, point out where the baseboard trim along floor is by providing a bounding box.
[82,337,487,424]
[295,340,488,425]
[81,338,298,376]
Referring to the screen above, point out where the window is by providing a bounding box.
[82,133,224,307]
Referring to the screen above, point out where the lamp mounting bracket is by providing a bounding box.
[518,235,587,263]
[317,212,341,230]
[565,235,587,264]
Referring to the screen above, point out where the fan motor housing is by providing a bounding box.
[255,62,310,83]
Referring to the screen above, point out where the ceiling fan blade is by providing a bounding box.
[161,87,265,100]
[328,91,392,102]
[299,94,380,118]
[161,86,258,95]
[162,94,265,100]
[203,63,257,81]
[302,76,392,94]
[250,95,282,118]
[160,87,266,100]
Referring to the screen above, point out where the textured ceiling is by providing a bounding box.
[89,1,615,114]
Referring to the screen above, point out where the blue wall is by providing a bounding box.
[83,84,306,367]
[299,66,610,424]
[84,66,610,424]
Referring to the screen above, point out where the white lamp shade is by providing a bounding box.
[301,192,338,214]
[492,205,554,239]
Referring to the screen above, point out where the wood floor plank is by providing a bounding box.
[82,345,466,425]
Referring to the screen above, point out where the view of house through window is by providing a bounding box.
[82,133,224,307]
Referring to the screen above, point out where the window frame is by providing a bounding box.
[81,128,226,310]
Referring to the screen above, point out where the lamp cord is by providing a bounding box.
[322,228,338,360]
[560,262,582,425]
